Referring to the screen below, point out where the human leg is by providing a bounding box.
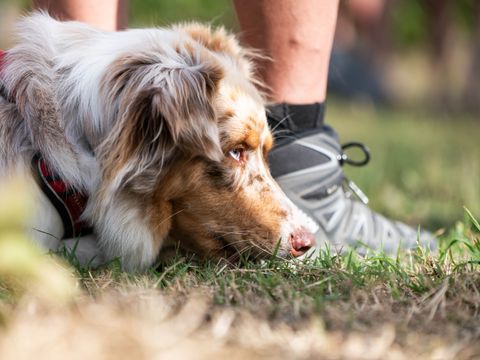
[234,0,337,142]
[233,0,337,104]
[234,0,435,252]
[33,0,127,31]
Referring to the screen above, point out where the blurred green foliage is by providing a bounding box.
[129,0,236,29]
[0,0,237,29]
[391,0,477,47]
[391,1,428,46]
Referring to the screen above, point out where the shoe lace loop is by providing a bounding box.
[339,142,371,167]
[339,142,371,204]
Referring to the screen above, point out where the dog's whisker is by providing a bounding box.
[31,228,60,241]
[272,134,298,140]
[156,208,185,227]
[269,115,290,132]
[271,129,293,135]
[218,235,277,260]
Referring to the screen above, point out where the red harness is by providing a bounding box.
[0,50,7,100]
[31,154,92,238]
[0,50,4,70]
[1,50,91,239]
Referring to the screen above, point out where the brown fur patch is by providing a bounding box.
[264,134,273,153]
[179,24,240,57]
[220,108,235,122]
[176,23,256,81]
[244,130,260,149]
[149,199,173,249]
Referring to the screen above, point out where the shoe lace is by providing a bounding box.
[339,142,371,166]
[339,142,371,204]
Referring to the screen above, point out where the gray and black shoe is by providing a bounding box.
[269,128,436,254]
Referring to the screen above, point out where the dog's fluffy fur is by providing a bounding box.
[0,13,313,270]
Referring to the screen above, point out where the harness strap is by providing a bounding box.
[0,50,5,70]
[31,153,92,239]
[0,50,8,100]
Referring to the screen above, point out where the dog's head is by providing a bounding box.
[97,24,314,263]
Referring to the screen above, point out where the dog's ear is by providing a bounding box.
[101,45,224,191]
[130,54,223,160]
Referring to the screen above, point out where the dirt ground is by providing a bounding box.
[1,280,478,360]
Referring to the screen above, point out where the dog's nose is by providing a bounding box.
[289,227,315,257]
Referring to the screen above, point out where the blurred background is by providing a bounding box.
[0,0,479,230]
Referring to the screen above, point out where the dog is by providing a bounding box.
[0,12,316,270]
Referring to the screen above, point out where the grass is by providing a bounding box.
[14,214,477,359]
[0,103,479,359]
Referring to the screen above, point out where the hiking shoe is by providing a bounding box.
[268,128,436,254]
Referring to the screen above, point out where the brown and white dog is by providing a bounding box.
[0,13,315,270]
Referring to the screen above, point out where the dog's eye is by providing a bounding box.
[228,148,245,162]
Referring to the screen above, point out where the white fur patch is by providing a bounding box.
[94,197,160,271]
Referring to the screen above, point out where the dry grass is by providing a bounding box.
[1,267,479,360]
